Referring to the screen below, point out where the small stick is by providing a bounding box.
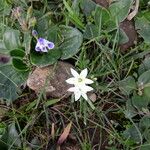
[127,0,139,20]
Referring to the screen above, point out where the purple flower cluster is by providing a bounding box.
[32,30,55,52]
[35,38,54,52]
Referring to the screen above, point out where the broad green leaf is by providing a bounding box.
[47,26,61,43]
[7,123,21,148]
[0,64,28,101]
[138,57,150,75]
[84,24,99,39]
[3,29,21,50]
[123,125,141,143]
[119,76,136,95]
[30,48,61,67]
[138,70,150,86]
[109,0,133,23]
[143,129,150,141]
[143,87,150,99]
[94,6,109,26]
[0,0,11,15]
[10,49,28,71]
[84,6,114,39]
[60,26,83,59]
[80,0,96,17]
[135,17,150,43]
[125,99,137,118]
[12,58,29,71]
[10,49,25,58]
[1,122,21,149]
[35,12,49,37]
[138,70,150,98]
[139,116,150,131]
[132,94,149,110]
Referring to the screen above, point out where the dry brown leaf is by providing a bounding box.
[57,122,72,145]
[51,123,55,140]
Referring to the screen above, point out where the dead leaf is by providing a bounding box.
[57,122,72,145]
[51,123,55,140]
[89,93,97,102]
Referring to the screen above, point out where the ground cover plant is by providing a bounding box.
[1,0,150,149]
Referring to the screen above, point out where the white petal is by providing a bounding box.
[67,87,77,92]
[84,78,94,84]
[43,39,49,45]
[35,43,42,51]
[80,68,88,78]
[41,47,48,52]
[66,78,76,84]
[70,68,79,78]
[83,85,93,92]
[74,91,81,101]
[81,92,88,100]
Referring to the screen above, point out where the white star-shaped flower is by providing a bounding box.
[66,68,94,101]
[66,68,93,88]
[68,85,93,101]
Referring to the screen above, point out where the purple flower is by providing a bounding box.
[35,38,55,52]
[32,30,38,37]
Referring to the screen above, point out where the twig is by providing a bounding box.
[127,0,139,20]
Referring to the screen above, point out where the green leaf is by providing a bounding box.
[7,123,21,148]
[119,28,129,44]
[60,26,83,59]
[3,29,21,50]
[0,64,28,101]
[125,99,137,118]
[30,48,61,67]
[0,123,6,138]
[135,17,150,43]
[23,32,32,54]
[139,116,150,131]
[140,142,150,150]
[109,0,133,23]
[138,10,150,22]
[12,58,29,71]
[123,125,141,143]
[80,0,96,17]
[138,70,150,98]
[119,76,136,95]
[47,26,61,43]
[84,24,99,39]
[143,129,150,141]
[0,40,8,54]
[94,5,115,31]
[63,0,84,30]
[84,6,112,39]
[1,122,21,149]
[138,70,150,86]
[45,99,60,107]
[138,57,150,75]
[0,0,11,15]
[132,94,149,110]
[10,49,25,58]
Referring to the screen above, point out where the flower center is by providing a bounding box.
[78,78,83,83]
